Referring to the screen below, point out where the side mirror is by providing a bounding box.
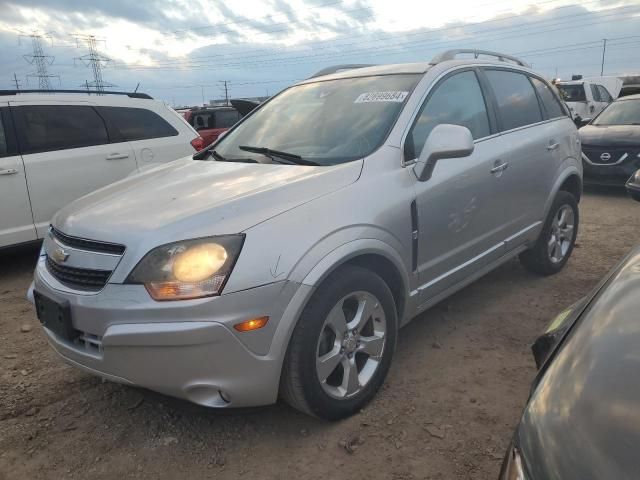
[578,117,592,128]
[626,170,640,202]
[413,124,474,182]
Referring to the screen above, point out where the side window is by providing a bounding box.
[15,105,109,154]
[215,110,241,129]
[98,107,178,141]
[597,85,613,103]
[590,84,602,102]
[405,70,490,160]
[485,70,542,131]
[192,112,213,130]
[531,77,566,119]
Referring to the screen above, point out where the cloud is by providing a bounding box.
[0,0,639,106]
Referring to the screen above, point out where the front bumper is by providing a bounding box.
[30,260,312,407]
[582,153,640,186]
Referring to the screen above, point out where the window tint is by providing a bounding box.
[98,107,178,141]
[590,84,601,102]
[0,114,6,156]
[597,85,613,103]
[531,77,565,119]
[485,70,542,131]
[16,105,108,154]
[405,71,490,160]
[215,110,240,128]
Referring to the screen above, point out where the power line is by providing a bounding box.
[110,5,640,72]
[72,34,114,92]
[20,32,59,90]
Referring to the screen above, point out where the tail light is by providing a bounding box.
[190,136,206,151]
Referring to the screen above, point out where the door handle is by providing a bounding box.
[106,153,129,160]
[490,161,509,174]
[547,142,560,151]
[0,168,18,176]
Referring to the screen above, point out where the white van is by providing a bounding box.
[557,76,623,121]
[0,90,201,249]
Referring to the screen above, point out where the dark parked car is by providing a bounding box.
[499,169,640,480]
[579,94,640,185]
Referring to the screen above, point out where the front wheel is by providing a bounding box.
[519,191,579,275]
[280,265,397,420]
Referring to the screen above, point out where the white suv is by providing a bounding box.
[0,90,201,248]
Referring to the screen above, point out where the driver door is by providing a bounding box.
[406,69,510,304]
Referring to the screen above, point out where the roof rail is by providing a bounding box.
[0,89,153,99]
[430,49,529,68]
[309,64,376,79]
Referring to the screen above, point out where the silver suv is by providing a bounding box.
[29,50,582,420]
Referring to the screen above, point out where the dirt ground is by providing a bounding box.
[1,187,639,480]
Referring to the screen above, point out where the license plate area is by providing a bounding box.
[33,291,79,341]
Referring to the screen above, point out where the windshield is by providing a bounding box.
[557,84,586,102]
[213,74,420,165]
[593,99,640,126]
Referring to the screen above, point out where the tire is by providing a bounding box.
[519,191,579,275]
[280,265,397,420]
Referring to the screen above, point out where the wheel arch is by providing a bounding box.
[300,240,409,323]
[543,164,582,219]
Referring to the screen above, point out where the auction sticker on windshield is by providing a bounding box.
[355,91,409,103]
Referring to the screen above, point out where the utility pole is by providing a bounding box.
[600,38,607,76]
[223,81,229,106]
[20,32,59,90]
[13,73,21,90]
[73,34,114,92]
[200,85,205,106]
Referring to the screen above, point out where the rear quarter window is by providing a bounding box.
[531,77,566,119]
[485,69,543,131]
[14,105,109,154]
[98,106,178,141]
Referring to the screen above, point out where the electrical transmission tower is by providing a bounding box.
[20,32,59,90]
[73,34,114,92]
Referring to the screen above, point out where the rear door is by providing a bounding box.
[482,69,565,248]
[10,102,137,238]
[0,105,36,247]
[590,84,608,117]
[97,106,189,165]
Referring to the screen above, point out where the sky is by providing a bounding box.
[1,0,640,106]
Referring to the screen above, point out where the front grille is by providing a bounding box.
[582,145,640,165]
[50,226,126,255]
[45,256,111,291]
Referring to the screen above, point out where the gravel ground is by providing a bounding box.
[1,187,639,480]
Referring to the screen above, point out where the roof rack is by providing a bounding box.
[430,49,529,68]
[0,89,153,99]
[309,64,376,79]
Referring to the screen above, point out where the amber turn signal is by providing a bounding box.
[233,316,269,332]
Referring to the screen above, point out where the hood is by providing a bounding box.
[579,124,640,146]
[517,245,640,479]
[54,156,362,245]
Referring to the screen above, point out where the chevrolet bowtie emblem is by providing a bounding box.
[51,246,70,263]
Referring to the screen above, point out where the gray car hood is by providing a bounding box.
[54,157,362,245]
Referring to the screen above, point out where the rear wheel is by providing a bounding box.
[280,265,397,420]
[519,191,579,275]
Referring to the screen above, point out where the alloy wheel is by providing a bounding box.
[315,291,387,399]
[548,204,575,264]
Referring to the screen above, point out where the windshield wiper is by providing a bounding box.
[194,148,257,163]
[238,145,319,166]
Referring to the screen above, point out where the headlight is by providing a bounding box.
[126,235,244,301]
[499,445,526,480]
